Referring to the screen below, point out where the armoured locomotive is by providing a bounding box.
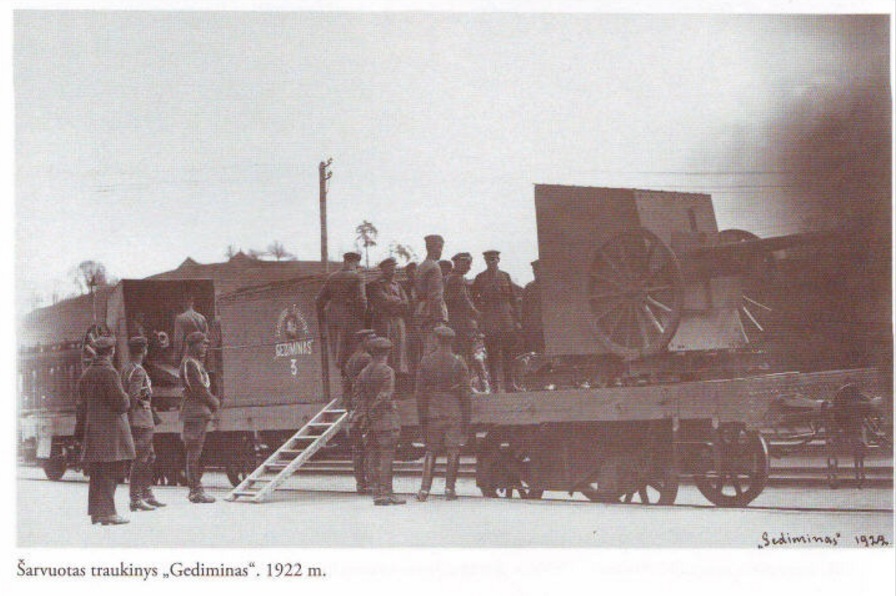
[19,184,891,507]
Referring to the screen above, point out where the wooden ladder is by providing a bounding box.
[225,398,348,503]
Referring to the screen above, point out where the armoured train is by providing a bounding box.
[19,184,891,507]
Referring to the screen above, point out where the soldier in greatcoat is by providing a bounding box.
[472,250,522,392]
[367,257,410,376]
[316,251,368,371]
[521,259,546,354]
[122,336,166,511]
[343,328,377,494]
[444,252,481,363]
[415,326,471,502]
[77,335,136,525]
[415,235,448,356]
[172,295,209,364]
[179,331,220,503]
[354,337,406,506]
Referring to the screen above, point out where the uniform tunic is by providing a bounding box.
[78,357,136,464]
[368,277,410,374]
[416,351,471,449]
[316,268,368,369]
[444,272,479,351]
[122,361,156,501]
[172,308,209,363]
[471,269,519,334]
[354,360,399,499]
[343,349,373,411]
[414,258,447,330]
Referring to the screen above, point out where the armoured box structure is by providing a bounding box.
[534,184,746,359]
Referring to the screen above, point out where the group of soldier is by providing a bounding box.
[316,234,544,506]
[75,299,218,526]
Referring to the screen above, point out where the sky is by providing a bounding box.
[11,7,892,315]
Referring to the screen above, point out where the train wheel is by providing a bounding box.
[620,467,679,505]
[476,432,543,499]
[42,457,67,481]
[589,228,684,359]
[694,428,769,507]
[225,436,263,487]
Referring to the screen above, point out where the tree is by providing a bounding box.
[72,261,109,295]
[225,244,239,260]
[247,249,266,260]
[267,240,297,262]
[355,220,379,269]
[389,242,417,264]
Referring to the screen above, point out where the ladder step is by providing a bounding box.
[294,435,323,440]
[231,490,260,497]
[279,449,306,455]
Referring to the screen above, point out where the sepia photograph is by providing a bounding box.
[5,0,894,590]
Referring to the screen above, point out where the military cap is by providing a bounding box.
[354,328,377,339]
[378,257,397,269]
[93,336,117,350]
[186,331,209,345]
[343,251,362,262]
[433,325,456,340]
[451,252,473,262]
[424,234,444,245]
[128,336,148,349]
[483,250,501,258]
[368,337,393,351]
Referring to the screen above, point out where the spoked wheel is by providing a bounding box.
[718,229,775,346]
[476,433,544,500]
[580,454,678,505]
[694,427,769,507]
[590,228,684,359]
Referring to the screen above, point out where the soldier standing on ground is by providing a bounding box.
[415,326,471,502]
[77,335,135,526]
[444,252,481,363]
[343,328,377,495]
[521,259,546,354]
[355,337,406,506]
[179,331,220,504]
[316,251,368,372]
[415,235,448,356]
[122,336,166,512]
[172,295,209,364]
[472,250,522,393]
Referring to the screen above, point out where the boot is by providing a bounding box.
[416,451,435,502]
[445,451,460,501]
[129,499,156,512]
[99,515,130,526]
[143,490,166,508]
[189,487,216,504]
[353,448,371,495]
[387,494,407,505]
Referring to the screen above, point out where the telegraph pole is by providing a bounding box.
[318,158,333,273]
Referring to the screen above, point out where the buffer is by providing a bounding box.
[225,398,349,503]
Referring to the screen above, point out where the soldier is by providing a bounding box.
[354,337,406,506]
[444,252,481,363]
[179,331,220,504]
[439,259,454,278]
[472,250,521,392]
[521,259,545,354]
[343,328,377,494]
[367,257,410,377]
[415,326,471,502]
[172,295,209,364]
[401,262,422,376]
[122,336,166,511]
[77,336,135,525]
[316,251,368,372]
[415,235,448,355]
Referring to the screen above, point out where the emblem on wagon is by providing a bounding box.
[274,304,314,359]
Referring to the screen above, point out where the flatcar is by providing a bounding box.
[19,184,891,507]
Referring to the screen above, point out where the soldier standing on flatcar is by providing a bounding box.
[172,295,209,364]
[521,259,546,354]
[444,252,481,363]
[316,251,368,372]
[122,336,166,511]
[415,326,471,502]
[179,331,219,504]
[77,335,136,525]
[368,257,410,378]
[343,328,377,494]
[472,250,522,392]
[415,235,448,356]
[401,262,421,376]
[354,337,406,506]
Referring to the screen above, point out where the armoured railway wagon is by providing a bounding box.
[20,185,891,507]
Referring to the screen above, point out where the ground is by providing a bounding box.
[16,465,893,549]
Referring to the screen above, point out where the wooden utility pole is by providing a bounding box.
[318,158,333,273]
